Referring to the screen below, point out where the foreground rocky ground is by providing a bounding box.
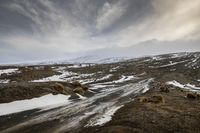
[81,83,200,133]
[0,52,200,133]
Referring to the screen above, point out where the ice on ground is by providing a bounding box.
[167,80,200,92]
[0,94,71,116]
[86,105,123,126]
[0,68,19,76]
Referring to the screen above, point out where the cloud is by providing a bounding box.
[96,1,128,32]
[0,0,200,63]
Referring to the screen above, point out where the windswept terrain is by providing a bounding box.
[0,52,200,133]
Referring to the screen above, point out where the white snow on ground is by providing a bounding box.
[89,84,114,90]
[113,75,135,83]
[0,68,19,76]
[167,80,200,92]
[86,105,124,126]
[67,64,94,68]
[32,71,76,82]
[170,52,188,59]
[0,94,71,116]
[192,57,199,63]
[142,83,151,93]
[150,60,188,68]
[109,66,119,72]
[79,79,94,84]
[0,79,10,83]
[32,66,95,82]
[79,74,113,85]
[167,80,185,88]
[152,56,163,61]
[97,74,113,81]
[76,93,87,100]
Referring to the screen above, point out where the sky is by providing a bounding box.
[0,0,200,63]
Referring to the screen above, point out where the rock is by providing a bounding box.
[81,85,88,91]
[71,81,89,95]
[159,85,170,93]
[53,83,65,93]
[197,93,200,99]
[73,87,85,95]
[186,93,196,99]
[72,81,82,87]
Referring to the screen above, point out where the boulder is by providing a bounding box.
[73,87,85,95]
[53,83,65,93]
[72,81,82,87]
[159,85,170,93]
[186,93,196,99]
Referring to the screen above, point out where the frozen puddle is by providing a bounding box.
[167,80,200,92]
[0,94,71,116]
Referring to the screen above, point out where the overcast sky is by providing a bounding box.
[0,0,200,63]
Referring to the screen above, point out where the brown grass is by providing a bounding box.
[138,95,164,104]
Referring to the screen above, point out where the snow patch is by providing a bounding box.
[86,105,123,126]
[76,93,87,100]
[97,74,113,81]
[109,66,119,72]
[167,80,200,92]
[0,79,10,83]
[0,94,71,116]
[0,68,19,76]
[67,64,94,68]
[32,71,76,82]
[113,75,135,83]
[151,60,188,68]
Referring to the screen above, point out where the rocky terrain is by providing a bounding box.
[0,52,200,133]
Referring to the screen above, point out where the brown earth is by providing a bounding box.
[0,81,89,103]
[80,83,200,133]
